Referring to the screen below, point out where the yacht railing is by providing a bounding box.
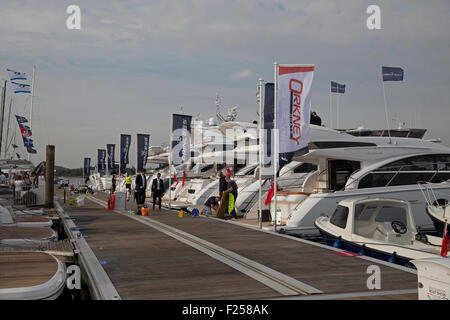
[417,181,450,209]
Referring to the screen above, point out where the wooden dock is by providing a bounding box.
[57,192,419,300]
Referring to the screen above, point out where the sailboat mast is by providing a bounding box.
[4,98,12,158]
[28,65,35,161]
[0,80,7,157]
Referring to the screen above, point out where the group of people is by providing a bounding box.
[6,171,39,192]
[203,169,238,219]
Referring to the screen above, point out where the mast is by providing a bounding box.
[4,98,12,158]
[0,80,7,157]
[28,65,35,161]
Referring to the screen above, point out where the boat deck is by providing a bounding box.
[58,192,419,300]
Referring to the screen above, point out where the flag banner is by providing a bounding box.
[11,81,31,94]
[171,114,192,165]
[441,221,449,257]
[15,115,28,124]
[137,134,150,171]
[19,125,32,138]
[98,149,106,171]
[263,83,293,166]
[120,134,131,165]
[26,146,37,154]
[22,137,34,147]
[382,66,404,82]
[277,65,315,154]
[84,158,91,176]
[331,81,346,93]
[107,144,115,171]
[7,69,27,81]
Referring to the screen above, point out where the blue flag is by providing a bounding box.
[120,134,131,165]
[84,158,91,176]
[98,149,106,171]
[331,81,346,93]
[382,66,404,82]
[15,115,28,124]
[137,134,150,171]
[107,144,115,171]
[11,81,31,94]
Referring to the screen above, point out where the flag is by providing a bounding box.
[174,173,178,187]
[120,134,131,165]
[171,114,192,165]
[15,115,28,124]
[137,134,150,171]
[277,64,315,155]
[331,81,346,93]
[7,69,27,81]
[265,180,279,206]
[107,144,115,171]
[22,137,34,147]
[182,171,186,187]
[84,158,91,176]
[11,81,31,94]
[441,221,449,257]
[27,146,37,154]
[19,125,32,138]
[98,149,106,171]
[382,66,404,82]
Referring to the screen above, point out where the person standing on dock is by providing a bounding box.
[135,169,147,213]
[224,171,238,219]
[111,175,116,194]
[151,172,165,210]
[218,171,227,198]
[125,173,132,201]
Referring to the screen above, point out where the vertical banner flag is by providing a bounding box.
[331,81,346,93]
[14,115,36,154]
[171,114,192,165]
[277,65,315,155]
[84,158,91,176]
[107,144,115,171]
[11,82,31,94]
[137,134,150,171]
[120,134,131,165]
[263,83,274,165]
[382,66,404,82]
[98,149,106,171]
[7,69,27,81]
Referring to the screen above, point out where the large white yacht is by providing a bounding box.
[273,125,450,236]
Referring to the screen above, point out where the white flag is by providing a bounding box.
[11,81,31,94]
[277,65,315,154]
[7,68,27,81]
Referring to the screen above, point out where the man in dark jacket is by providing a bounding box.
[224,173,238,219]
[310,111,322,126]
[135,169,147,213]
[218,171,227,198]
[151,172,165,210]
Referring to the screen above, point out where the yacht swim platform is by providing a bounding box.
[56,190,420,300]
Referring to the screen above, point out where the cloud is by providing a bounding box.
[229,68,253,80]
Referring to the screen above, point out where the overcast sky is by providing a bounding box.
[1,0,449,168]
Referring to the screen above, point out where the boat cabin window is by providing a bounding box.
[330,205,349,229]
[309,141,377,149]
[375,206,407,225]
[359,154,450,189]
[293,163,317,174]
[200,164,214,173]
[328,160,360,191]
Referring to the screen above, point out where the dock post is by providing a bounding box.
[45,145,55,208]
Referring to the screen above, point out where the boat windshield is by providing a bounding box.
[330,205,349,229]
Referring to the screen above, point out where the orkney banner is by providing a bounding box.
[84,158,91,176]
[107,144,115,171]
[98,149,106,171]
[171,114,192,165]
[277,64,315,155]
[120,134,131,165]
[137,134,150,172]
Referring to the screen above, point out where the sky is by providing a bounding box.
[0,0,449,168]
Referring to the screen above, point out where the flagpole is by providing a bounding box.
[329,91,332,129]
[273,62,278,232]
[258,78,263,229]
[28,65,35,161]
[336,92,339,129]
[0,81,6,157]
[4,98,12,158]
[168,115,172,210]
[382,81,392,142]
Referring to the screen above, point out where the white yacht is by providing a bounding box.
[269,125,450,235]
